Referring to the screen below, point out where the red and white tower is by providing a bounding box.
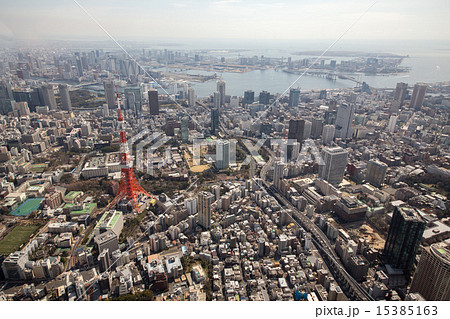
[114,90,151,212]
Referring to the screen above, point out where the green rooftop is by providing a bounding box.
[65,191,82,200]
[95,211,122,230]
[65,203,96,215]
[110,212,121,226]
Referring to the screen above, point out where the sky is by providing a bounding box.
[0,0,449,43]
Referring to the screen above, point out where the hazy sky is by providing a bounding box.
[0,0,449,42]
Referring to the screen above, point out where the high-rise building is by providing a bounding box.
[181,117,189,143]
[303,120,312,140]
[217,80,226,107]
[58,84,72,112]
[393,82,408,107]
[322,125,335,145]
[216,140,230,170]
[366,159,388,187]
[244,90,254,105]
[14,101,30,117]
[198,191,214,229]
[287,141,300,162]
[311,118,323,139]
[81,122,92,137]
[75,56,84,77]
[410,83,427,111]
[334,103,355,139]
[188,87,196,107]
[0,80,13,100]
[0,81,15,115]
[319,90,327,100]
[288,88,300,107]
[230,96,239,108]
[148,89,159,115]
[259,90,270,105]
[125,91,136,114]
[288,119,305,144]
[410,242,450,301]
[103,80,116,110]
[102,103,110,117]
[98,249,111,273]
[40,84,57,110]
[318,146,348,185]
[273,161,285,189]
[12,88,41,113]
[381,206,426,275]
[213,91,220,109]
[184,197,197,215]
[324,109,337,124]
[387,114,398,133]
[125,87,142,115]
[211,108,219,135]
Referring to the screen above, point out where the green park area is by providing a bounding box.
[0,224,40,255]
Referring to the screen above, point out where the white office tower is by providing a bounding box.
[103,79,116,110]
[273,161,285,189]
[198,191,214,229]
[291,142,301,160]
[188,87,196,107]
[211,185,220,201]
[334,103,355,139]
[81,122,92,137]
[366,159,388,187]
[230,96,239,108]
[304,233,312,250]
[387,114,398,133]
[184,197,197,215]
[213,91,220,109]
[217,80,226,107]
[216,140,230,170]
[322,125,335,145]
[303,120,312,140]
[318,146,348,186]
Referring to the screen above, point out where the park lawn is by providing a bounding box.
[0,225,40,255]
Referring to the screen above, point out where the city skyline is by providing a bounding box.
[0,0,449,307]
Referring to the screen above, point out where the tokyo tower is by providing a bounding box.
[114,91,151,212]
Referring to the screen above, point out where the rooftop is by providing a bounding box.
[64,191,82,200]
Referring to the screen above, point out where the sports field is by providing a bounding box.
[0,225,40,255]
[11,198,43,216]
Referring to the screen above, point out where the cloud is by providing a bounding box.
[0,0,448,41]
[170,2,188,8]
